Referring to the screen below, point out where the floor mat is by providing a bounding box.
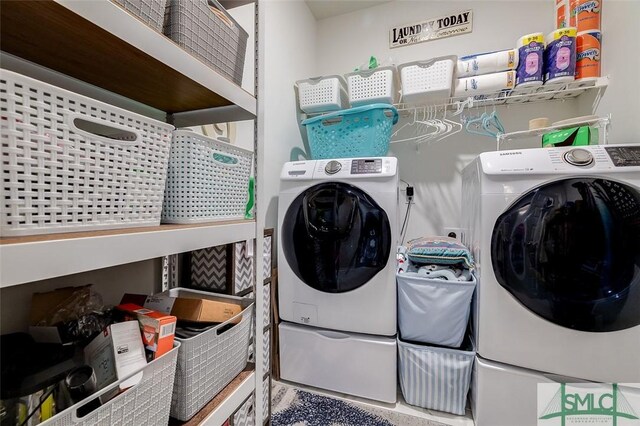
[271,382,448,426]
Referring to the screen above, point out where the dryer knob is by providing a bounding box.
[564,148,593,166]
[325,160,342,175]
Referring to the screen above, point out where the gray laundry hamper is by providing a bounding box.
[397,271,476,347]
[398,339,475,415]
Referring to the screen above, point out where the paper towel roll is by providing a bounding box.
[556,0,570,29]
[457,49,518,78]
[576,31,601,80]
[544,27,577,84]
[454,71,516,96]
[516,33,545,88]
[575,0,602,32]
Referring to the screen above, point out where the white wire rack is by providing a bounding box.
[496,115,611,151]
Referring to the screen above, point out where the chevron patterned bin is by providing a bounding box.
[188,240,254,295]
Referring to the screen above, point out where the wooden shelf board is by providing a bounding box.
[0,0,255,116]
[0,220,256,287]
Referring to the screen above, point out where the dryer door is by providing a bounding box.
[282,182,392,293]
[491,178,640,332]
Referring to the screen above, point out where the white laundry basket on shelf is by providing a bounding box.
[0,70,173,237]
[397,271,476,348]
[398,338,474,415]
[345,66,399,106]
[111,0,166,32]
[169,288,254,421]
[399,56,457,104]
[162,130,253,223]
[296,76,349,114]
[40,342,180,426]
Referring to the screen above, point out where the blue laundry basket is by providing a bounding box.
[302,104,399,159]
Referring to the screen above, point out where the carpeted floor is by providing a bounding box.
[271,382,448,426]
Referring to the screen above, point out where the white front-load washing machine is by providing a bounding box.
[462,145,640,383]
[278,157,398,336]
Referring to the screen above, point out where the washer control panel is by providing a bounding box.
[606,146,640,167]
[350,158,383,174]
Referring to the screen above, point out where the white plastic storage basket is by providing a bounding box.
[345,66,399,106]
[0,70,173,237]
[40,342,180,426]
[397,271,476,348]
[398,339,474,415]
[170,288,254,421]
[164,0,248,85]
[162,130,253,223]
[399,56,457,104]
[297,75,348,114]
[111,0,166,32]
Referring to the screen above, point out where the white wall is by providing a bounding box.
[261,1,318,230]
[314,0,640,240]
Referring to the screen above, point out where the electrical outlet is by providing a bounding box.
[444,227,464,240]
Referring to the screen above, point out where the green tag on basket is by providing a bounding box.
[212,153,238,164]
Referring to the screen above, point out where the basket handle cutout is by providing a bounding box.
[212,151,240,167]
[208,0,235,28]
[321,116,344,127]
[68,114,140,146]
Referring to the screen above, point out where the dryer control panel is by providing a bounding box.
[481,144,640,175]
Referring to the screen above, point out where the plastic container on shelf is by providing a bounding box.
[162,130,253,223]
[0,70,174,237]
[169,288,254,421]
[345,66,399,106]
[164,0,248,85]
[40,343,180,426]
[398,56,457,104]
[111,0,166,32]
[398,338,475,415]
[301,104,399,160]
[297,75,349,114]
[396,270,476,348]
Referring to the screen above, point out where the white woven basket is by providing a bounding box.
[0,70,173,237]
[297,75,348,114]
[162,130,253,223]
[345,66,399,106]
[399,56,457,104]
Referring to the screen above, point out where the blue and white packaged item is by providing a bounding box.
[516,32,545,88]
[544,27,577,84]
[456,49,518,78]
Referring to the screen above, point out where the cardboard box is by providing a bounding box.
[116,304,177,361]
[84,321,147,402]
[29,285,93,343]
[143,293,242,324]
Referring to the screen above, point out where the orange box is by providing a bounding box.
[575,0,601,32]
[116,304,176,360]
[576,31,601,80]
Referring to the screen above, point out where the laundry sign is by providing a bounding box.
[389,10,473,48]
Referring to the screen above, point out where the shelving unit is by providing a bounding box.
[0,0,267,424]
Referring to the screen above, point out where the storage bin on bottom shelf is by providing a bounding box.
[398,339,475,416]
[41,342,180,426]
[397,272,476,348]
[0,70,173,237]
[162,130,253,223]
[169,289,254,421]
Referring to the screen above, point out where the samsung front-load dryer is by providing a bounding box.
[278,157,398,336]
[462,145,640,383]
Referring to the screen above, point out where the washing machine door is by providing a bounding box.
[282,182,392,293]
[492,178,640,332]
